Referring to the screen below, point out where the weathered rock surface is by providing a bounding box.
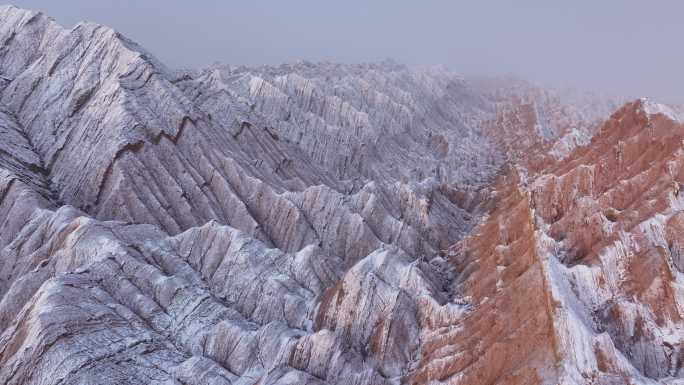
[410,99,684,385]
[1,5,679,385]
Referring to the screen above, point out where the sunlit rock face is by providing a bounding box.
[2,5,681,385]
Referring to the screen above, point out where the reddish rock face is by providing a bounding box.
[480,84,619,174]
[413,99,684,384]
[411,169,561,384]
[528,100,684,383]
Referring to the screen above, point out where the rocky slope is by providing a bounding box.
[0,5,679,385]
[410,99,684,385]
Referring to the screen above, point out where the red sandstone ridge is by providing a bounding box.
[411,168,562,384]
[528,99,684,383]
[474,76,622,171]
[481,89,619,174]
[416,99,684,384]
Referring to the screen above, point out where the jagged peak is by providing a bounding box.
[638,97,682,123]
[0,4,170,77]
[0,4,45,20]
[596,98,680,133]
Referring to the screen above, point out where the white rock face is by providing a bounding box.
[0,5,657,385]
[640,97,682,123]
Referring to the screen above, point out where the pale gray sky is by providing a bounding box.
[8,0,684,103]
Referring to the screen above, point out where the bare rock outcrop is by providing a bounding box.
[406,100,684,384]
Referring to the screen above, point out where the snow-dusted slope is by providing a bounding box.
[1,5,680,385]
[412,100,684,385]
[641,97,683,123]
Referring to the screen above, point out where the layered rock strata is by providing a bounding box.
[2,5,677,385]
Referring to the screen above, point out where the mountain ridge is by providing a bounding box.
[0,5,681,385]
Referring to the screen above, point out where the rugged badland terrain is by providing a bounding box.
[0,5,683,385]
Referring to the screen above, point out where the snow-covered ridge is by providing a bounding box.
[640,97,682,123]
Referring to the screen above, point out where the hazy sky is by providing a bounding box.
[9,1,683,103]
